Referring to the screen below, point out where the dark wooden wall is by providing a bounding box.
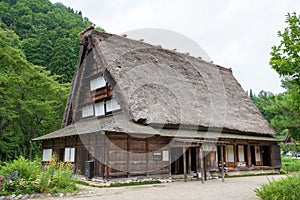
[42,132,170,178]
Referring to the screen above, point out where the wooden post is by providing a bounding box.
[234,143,237,164]
[188,148,192,174]
[146,138,149,177]
[247,143,251,167]
[105,137,110,180]
[183,147,187,182]
[203,154,207,181]
[102,137,105,179]
[127,135,131,178]
[196,147,199,181]
[221,145,224,182]
[169,147,172,177]
[200,145,204,183]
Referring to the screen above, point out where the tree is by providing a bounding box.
[0,28,68,160]
[270,12,300,140]
[49,38,77,83]
[0,0,104,83]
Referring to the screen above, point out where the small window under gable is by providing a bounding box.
[64,148,75,162]
[90,76,106,91]
[95,101,105,116]
[106,99,121,112]
[42,149,52,162]
[82,104,94,118]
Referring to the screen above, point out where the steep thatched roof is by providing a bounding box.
[79,28,275,135]
[35,27,276,142]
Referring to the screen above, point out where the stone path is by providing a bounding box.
[45,175,285,200]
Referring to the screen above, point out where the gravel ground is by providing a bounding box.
[46,175,284,200]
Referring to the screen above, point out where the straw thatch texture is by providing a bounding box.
[79,28,275,135]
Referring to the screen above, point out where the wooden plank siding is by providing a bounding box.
[42,135,281,179]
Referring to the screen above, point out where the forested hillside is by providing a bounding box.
[0,0,104,83]
[0,0,104,160]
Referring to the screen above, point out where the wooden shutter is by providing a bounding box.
[271,145,281,168]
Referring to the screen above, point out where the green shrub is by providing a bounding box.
[32,155,77,194]
[255,173,300,200]
[0,156,77,195]
[281,157,300,172]
[0,156,41,195]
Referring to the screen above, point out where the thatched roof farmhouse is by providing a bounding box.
[33,27,281,180]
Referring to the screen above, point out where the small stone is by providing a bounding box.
[29,194,35,199]
[15,194,23,199]
[65,193,72,197]
[10,194,16,199]
[52,193,59,197]
[59,193,64,198]
[77,192,84,195]
[46,193,52,197]
[21,194,29,200]
[35,194,41,198]
[0,196,4,200]
[88,191,94,194]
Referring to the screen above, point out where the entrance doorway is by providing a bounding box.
[171,148,183,174]
[262,146,271,166]
[171,147,197,175]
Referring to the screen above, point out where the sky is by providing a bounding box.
[50,0,300,94]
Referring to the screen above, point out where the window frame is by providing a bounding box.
[64,147,75,162]
[42,149,53,162]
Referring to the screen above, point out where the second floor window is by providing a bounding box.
[90,76,106,91]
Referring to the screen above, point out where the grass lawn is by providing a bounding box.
[281,156,300,173]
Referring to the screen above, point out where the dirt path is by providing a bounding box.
[45,175,285,200]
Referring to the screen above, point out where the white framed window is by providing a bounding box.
[106,99,121,112]
[42,149,52,161]
[64,148,75,162]
[82,104,94,118]
[238,145,245,162]
[95,102,105,116]
[162,150,169,162]
[226,145,234,162]
[90,76,106,91]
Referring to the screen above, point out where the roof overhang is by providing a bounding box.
[32,114,280,142]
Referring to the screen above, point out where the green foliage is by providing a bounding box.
[250,91,292,135]
[0,0,105,83]
[0,156,77,195]
[33,156,77,194]
[281,157,300,172]
[255,173,300,200]
[0,27,69,160]
[0,156,41,194]
[109,180,161,187]
[76,179,161,188]
[270,12,300,140]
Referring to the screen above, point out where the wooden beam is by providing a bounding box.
[234,143,237,164]
[200,145,204,183]
[188,148,191,174]
[196,147,199,181]
[203,154,207,181]
[183,147,187,182]
[105,136,110,180]
[247,143,251,167]
[146,138,149,177]
[221,145,224,182]
[127,135,131,178]
[169,147,172,177]
[101,136,105,179]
